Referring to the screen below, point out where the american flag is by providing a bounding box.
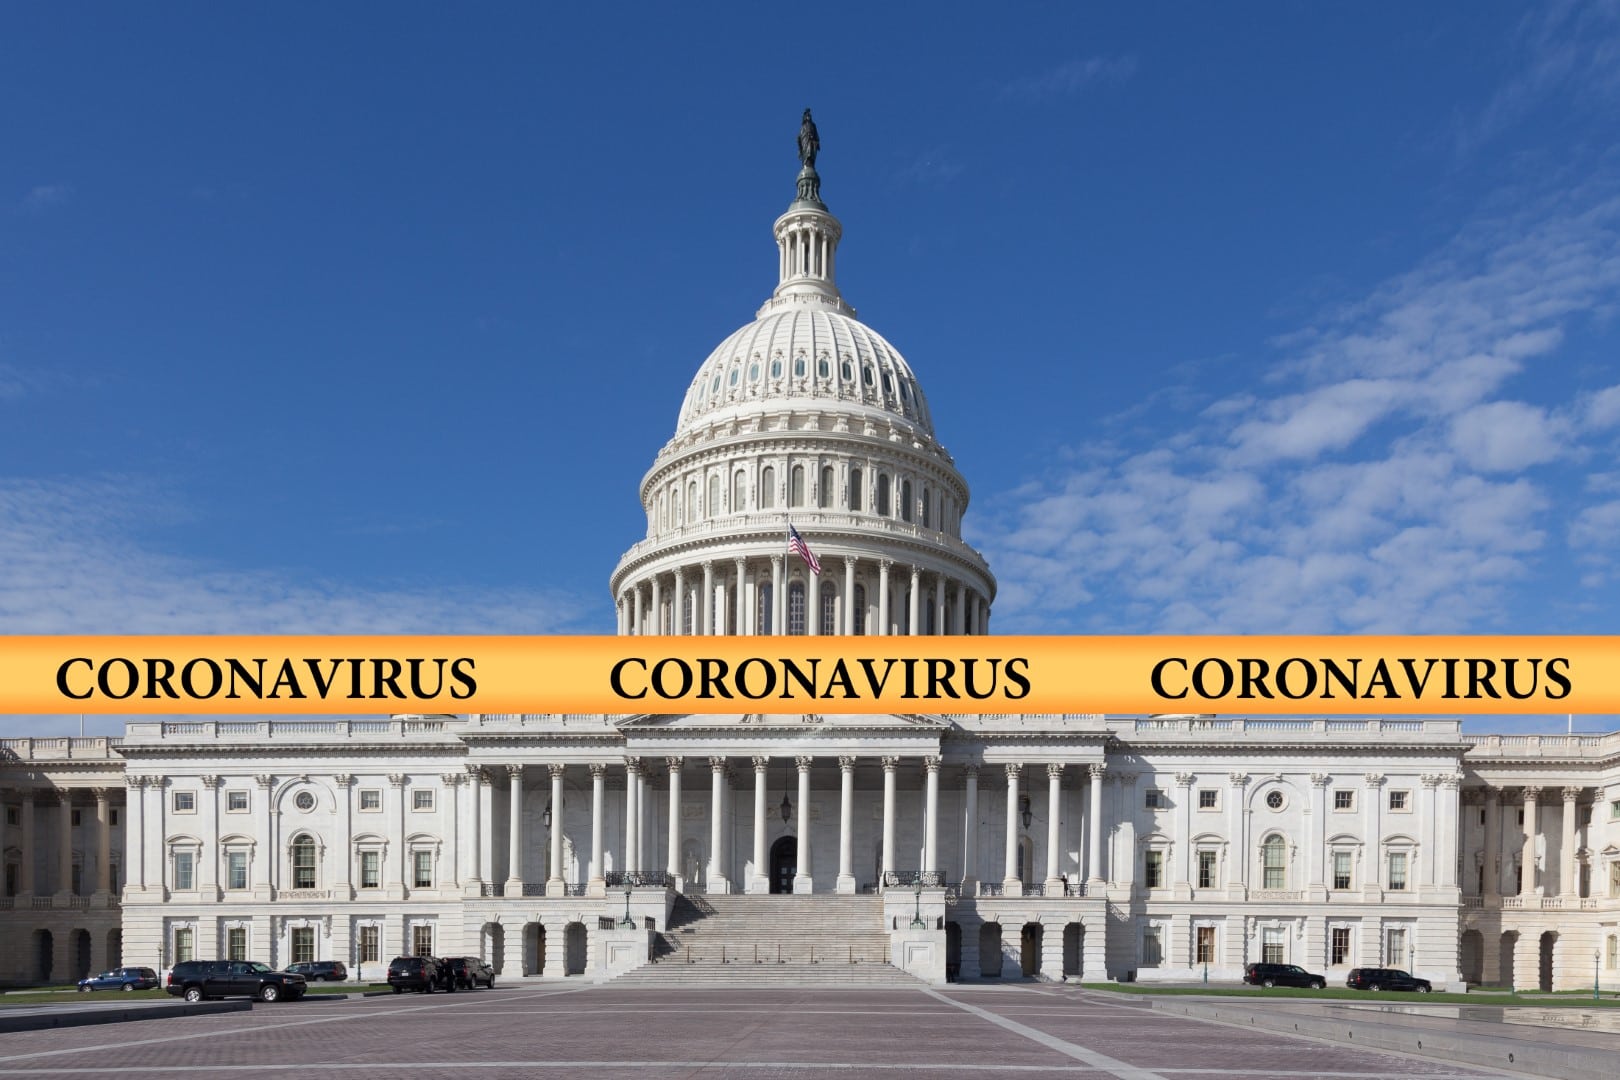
[787,524,822,575]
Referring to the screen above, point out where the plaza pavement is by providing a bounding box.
[0,982,1582,1079]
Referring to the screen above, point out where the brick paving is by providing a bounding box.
[0,984,1517,1079]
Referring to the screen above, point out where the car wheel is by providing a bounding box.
[392,985,402,994]
[1312,980,1325,990]
[1368,984,1381,992]
[1262,978,1276,988]
[184,987,203,1003]
[1416,985,1430,993]
[259,985,280,1003]
[79,986,90,993]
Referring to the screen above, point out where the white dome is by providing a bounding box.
[676,307,934,438]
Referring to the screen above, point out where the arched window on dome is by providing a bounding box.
[794,356,806,378]
[790,466,805,508]
[849,468,863,512]
[787,582,806,635]
[756,582,773,635]
[819,466,834,509]
[770,358,782,379]
[733,471,746,514]
[291,834,317,890]
[671,487,681,528]
[686,481,697,524]
[818,356,830,379]
[876,474,891,517]
[921,485,931,528]
[821,589,837,635]
[760,467,776,510]
[657,492,666,531]
[900,480,913,523]
[853,585,867,635]
[708,475,720,519]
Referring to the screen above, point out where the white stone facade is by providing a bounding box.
[5,125,1620,991]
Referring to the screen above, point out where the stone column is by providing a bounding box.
[547,764,565,894]
[1087,764,1105,886]
[1363,773,1385,890]
[464,767,484,885]
[734,557,747,636]
[881,757,898,878]
[843,556,857,634]
[672,567,685,635]
[709,758,729,892]
[1421,774,1440,889]
[1173,772,1193,891]
[1561,786,1581,897]
[624,759,641,874]
[1004,764,1022,894]
[1044,764,1064,891]
[196,776,219,897]
[807,562,820,635]
[255,775,275,893]
[650,575,662,634]
[750,757,769,893]
[333,774,353,896]
[770,555,784,635]
[118,782,137,893]
[924,757,941,877]
[952,581,966,635]
[793,756,813,893]
[963,765,980,887]
[441,773,460,889]
[93,787,112,897]
[505,765,524,890]
[1440,775,1461,890]
[909,566,921,636]
[1521,786,1540,898]
[56,789,74,896]
[837,756,856,893]
[1228,774,1250,890]
[636,767,649,871]
[878,560,891,635]
[589,764,606,888]
[1483,787,1500,899]
[702,562,715,635]
[934,574,946,636]
[665,757,683,885]
[1309,773,1330,892]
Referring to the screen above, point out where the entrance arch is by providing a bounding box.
[564,922,587,975]
[32,930,52,983]
[107,928,123,970]
[1460,929,1483,984]
[1020,923,1042,977]
[1063,923,1082,979]
[769,836,797,895]
[524,923,545,976]
[1538,931,1556,992]
[485,923,505,975]
[978,922,1004,978]
[945,921,962,982]
[1499,931,1518,990]
[71,929,91,981]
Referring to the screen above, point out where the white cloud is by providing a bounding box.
[1449,401,1566,471]
[20,184,70,213]
[1000,55,1137,104]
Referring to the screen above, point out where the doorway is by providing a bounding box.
[769,836,797,894]
[1020,923,1042,977]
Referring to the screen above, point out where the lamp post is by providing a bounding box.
[1597,949,1602,1002]
[910,877,925,929]
[619,882,634,929]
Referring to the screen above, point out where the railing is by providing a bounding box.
[1023,883,1045,897]
[1124,718,1463,739]
[0,736,123,760]
[978,882,1005,897]
[521,883,547,897]
[1462,896,1484,908]
[278,889,332,901]
[481,883,505,898]
[560,883,588,897]
[1065,881,1088,897]
[659,942,892,966]
[604,871,674,889]
[882,870,944,889]
[1249,890,1304,901]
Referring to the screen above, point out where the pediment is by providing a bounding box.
[617,713,949,732]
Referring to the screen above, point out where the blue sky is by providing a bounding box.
[3,2,1618,736]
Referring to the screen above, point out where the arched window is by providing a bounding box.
[849,467,863,511]
[733,472,746,513]
[900,479,913,523]
[921,486,931,528]
[686,481,697,523]
[761,467,776,509]
[821,589,837,635]
[790,465,805,507]
[819,466,834,509]
[756,582,773,635]
[787,582,806,635]
[670,488,681,527]
[1262,835,1287,890]
[853,584,867,635]
[291,834,317,890]
[708,474,720,517]
[876,474,891,516]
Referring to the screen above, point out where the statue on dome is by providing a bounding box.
[797,109,820,168]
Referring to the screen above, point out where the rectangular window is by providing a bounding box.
[1262,927,1284,964]
[226,851,248,890]
[227,791,249,812]
[1610,799,1620,820]
[1141,926,1162,967]
[1579,806,1592,827]
[1197,850,1217,889]
[291,927,315,964]
[4,807,16,826]
[360,789,382,812]
[359,925,380,963]
[1195,926,1215,964]
[361,851,380,889]
[1144,850,1164,889]
[71,809,82,827]
[413,850,433,888]
[71,862,82,894]
[1388,790,1409,812]
[412,790,434,812]
[5,863,16,897]
[1333,790,1354,811]
[1263,843,1286,890]
[1386,927,1407,968]
[1144,789,1165,810]
[172,791,195,813]
[173,851,194,891]
[1332,851,1352,890]
[174,927,194,964]
[1610,862,1620,898]
[412,924,434,958]
[1198,789,1218,810]
[110,809,118,826]
[227,926,247,961]
[1330,926,1351,965]
[1387,852,1408,890]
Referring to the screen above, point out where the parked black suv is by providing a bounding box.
[166,960,307,1002]
[441,957,495,990]
[1347,967,1432,992]
[1242,962,1327,989]
[285,960,348,982]
[387,955,454,993]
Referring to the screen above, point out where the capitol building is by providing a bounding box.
[3,122,1619,993]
